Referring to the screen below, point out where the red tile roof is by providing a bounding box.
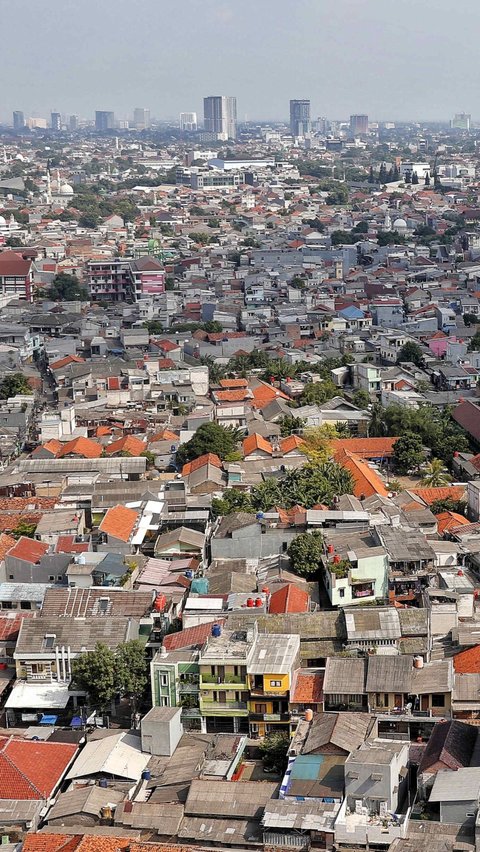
[280,435,305,455]
[333,437,399,459]
[105,435,146,456]
[0,533,15,561]
[410,486,466,505]
[49,355,85,371]
[182,453,222,476]
[57,437,102,459]
[96,425,112,437]
[454,646,480,674]
[55,535,90,554]
[8,536,49,564]
[163,619,226,651]
[436,511,470,535]
[99,505,139,542]
[34,438,63,457]
[269,584,310,614]
[214,389,249,402]
[334,448,389,499]
[291,671,324,703]
[0,250,31,277]
[23,836,81,852]
[218,378,248,389]
[0,737,77,799]
[243,433,273,457]
[0,611,34,641]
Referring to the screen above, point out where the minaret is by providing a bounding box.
[56,168,61,192]
[384,210,392,232]
[115,137,119,151]
[46,170,52,204]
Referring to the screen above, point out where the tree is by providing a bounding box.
[429,497,467,516]
[259,732,290,773]
[396,341,424,366]
[50,272,88,301]
[78,212,99,229]
[468,330,480,351]
[279,414,305,437]
[0,372,32,399]
[377,230,405,246]
[4,235,23,247]
[420,458,452,487]
[300,424,338,464]
[330,230,358,246]
[11,520,37,539]
[211,489,253,518]
[424,172,431,187]
[368,166,375,183]
[462,313,478,327]
[352,389,371,409]
[411,171,419,185]
[175,423,240,466]
[353,220,368,234]
[71,642,117,711]
[115,640,148,717]
[392,432,426,474]
[299,380,339,406]
[287,530,324,576]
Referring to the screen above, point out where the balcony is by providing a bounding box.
[178,682,199,694]
[200,676,247,689]
[200,701,248,716]
[250,687,288,697]
[249,712,291,722]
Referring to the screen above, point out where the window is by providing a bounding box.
[255,704,267,714]
[270,680,282,688]
[44,634,56,649]
[49,576,55,582]
[432,694,444,707]
[160,696,170,707]
[8,575,13,580]
[339,589,345,598]
[160,674,168,687]
[98,597,110,613]
[20,602,31,610]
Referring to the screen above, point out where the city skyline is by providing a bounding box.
[2,0,480,123]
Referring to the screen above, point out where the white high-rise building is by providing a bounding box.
[180,112,197,132]
[203,96,237,140]
[133,108,151,130]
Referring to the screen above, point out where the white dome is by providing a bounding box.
[60,183,74,195]
[393,218,407,229]
[0,216,6,226]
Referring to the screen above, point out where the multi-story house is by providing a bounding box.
[198,624,252,733]
[150,647,202,730]
[322,531,388,607]
[247,634,300,738]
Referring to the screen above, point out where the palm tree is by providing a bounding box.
[420,458,451,488]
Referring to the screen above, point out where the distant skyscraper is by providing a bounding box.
[451,112,471,130]
[69,115,78,132]
[180,112,198,132]
[12,111,25,131]
[95,110,115,132]
[350,114,369,136]
[51,112,61,131]
[290,100,311,137]
[133,108,151,130]
[203,96,237,140]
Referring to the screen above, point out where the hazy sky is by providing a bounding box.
[2,0,479,123]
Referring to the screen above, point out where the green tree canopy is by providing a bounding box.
[287,530,324,576]
[396,341,424,366]
[279,414,305,437]
[175,423,241,467]
[71,642,117,711]
[259,732,290,773]
[115,640,148,715]
[368,403,469,466]
[352,389,371,409]
[392,432,426,474]
[299,380,339,406]
[0,372,32,399]
[49,272,88,302]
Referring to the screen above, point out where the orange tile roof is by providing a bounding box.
[454,645,480,673]
[49,354,85,371]
[243,433,273,457]
[436,511,470,535]
[410,486,466,505]
[182,453,222,476]
[291,671,324,703]
[57,436,103,459]
[33,438,63,457]
[0,737,77,799]
[23,836,81,852]
[8,536,49,564]
[96,425,112,437]
[214,389,249,402]
[280,435,305,454]
[269,584,310,614]
[218,378,248,389]
[99,505,139,542]
[250,380,290,409]
[0,532,16,561]
[333,437,399,459]
[150,428,179,443]
[335,449,389,499]
[105,435,146,456]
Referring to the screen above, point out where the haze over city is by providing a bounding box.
[3,0,480,122]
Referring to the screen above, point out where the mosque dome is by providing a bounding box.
[393,217,407,231]
[60,183,74,196]
[0,216,6,227]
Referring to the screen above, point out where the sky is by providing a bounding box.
[2,0,479,123]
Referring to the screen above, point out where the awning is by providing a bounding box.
[5,680,71,709]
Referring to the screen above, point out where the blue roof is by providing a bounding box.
[339,305,364,319]
[290,754,325,780]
